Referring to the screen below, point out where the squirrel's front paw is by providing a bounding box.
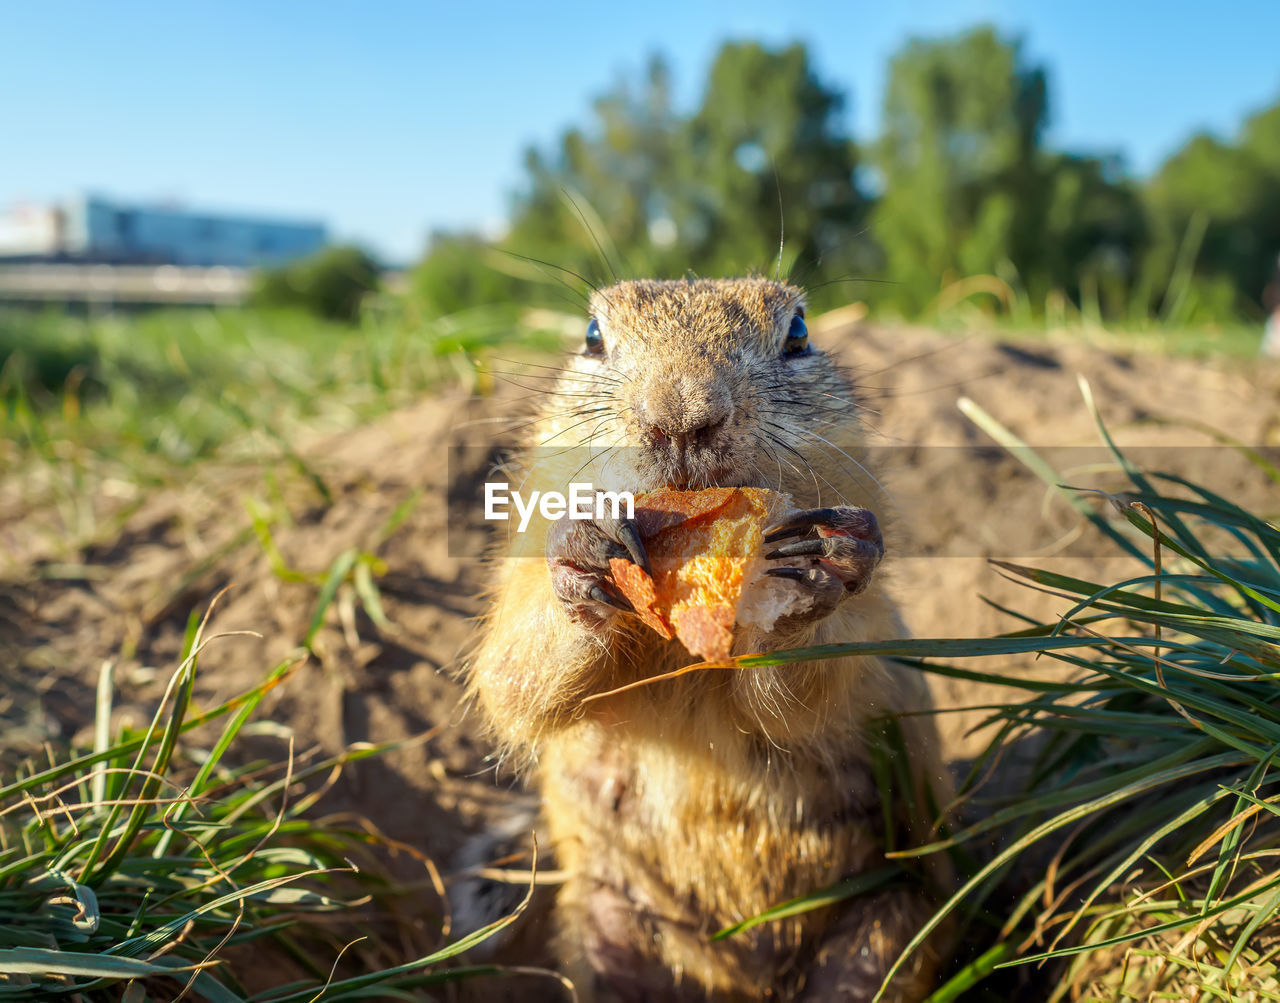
[760,507,884,625]
[547,512,650,630]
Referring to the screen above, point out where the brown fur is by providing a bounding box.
[466,278,950,1001]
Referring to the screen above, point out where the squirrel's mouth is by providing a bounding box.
[655,462,763,492]
[632,434,765,493]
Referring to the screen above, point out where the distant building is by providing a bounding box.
[0,203,63,258]
[0,194,326,268]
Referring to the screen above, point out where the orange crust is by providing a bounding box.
[610,558,672,641]
[608,487,791,662]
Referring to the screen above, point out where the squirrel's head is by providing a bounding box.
[538,277,865,493]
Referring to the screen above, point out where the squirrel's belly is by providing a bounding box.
[539,719,883,922]
[537,720,888,997]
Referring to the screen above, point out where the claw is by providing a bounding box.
[589,583,635,613]
[763,508,846,544]
[764,567,811,582]
[616,520,651,577]
[764,540,827,561]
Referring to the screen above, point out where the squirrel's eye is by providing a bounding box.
[584,317,604,356]
[782,314,810,359]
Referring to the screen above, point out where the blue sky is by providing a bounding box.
[3,1,1278,263]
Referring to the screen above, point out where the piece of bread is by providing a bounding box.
[609,487,796,662]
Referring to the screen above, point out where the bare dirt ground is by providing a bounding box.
[4,319,1279,980]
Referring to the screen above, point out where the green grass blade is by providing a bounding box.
[305,548,359,650]
[712,866,902,941]
[0,946,203,978]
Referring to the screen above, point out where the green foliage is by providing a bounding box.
[673,41,867,281]
[873,26,1044,313]
[0,313,103,396]
[410,233,525,318]
[3,308,363,473]
[508,55,685,281]
[1,301,570,995]
[0,304,559,554]
[1140,103,1280,321]
[423,44,873,314]
[733,389,1280,1000]
[406,31,1280,332]
[251,245,381,323]
[872,27,1144,316]
[0,624,521,999]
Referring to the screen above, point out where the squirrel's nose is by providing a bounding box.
[639,379,731,449]
[648,412,726,450]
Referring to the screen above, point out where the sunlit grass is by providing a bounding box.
[0,591,542,1000]
[917,268,1267,359]
[4,294,1277,999]
[0,304,562,560]
[720,383,1280,1000]
[0,301,574,997]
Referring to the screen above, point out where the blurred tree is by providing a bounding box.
[408,31,1275,329]
[872,27,1044,312]
[677,41,869,283]
[872,26,1143,316]
[1039,152,1146,318]
[502,44,871,306]
[506,55,684,288]
[252,245,380,323]
[1140,99,1280,321]
[411,233,525,317]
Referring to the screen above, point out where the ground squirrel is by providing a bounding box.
[467,277,950,1001]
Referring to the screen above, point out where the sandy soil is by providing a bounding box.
[3,318,1279,984]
